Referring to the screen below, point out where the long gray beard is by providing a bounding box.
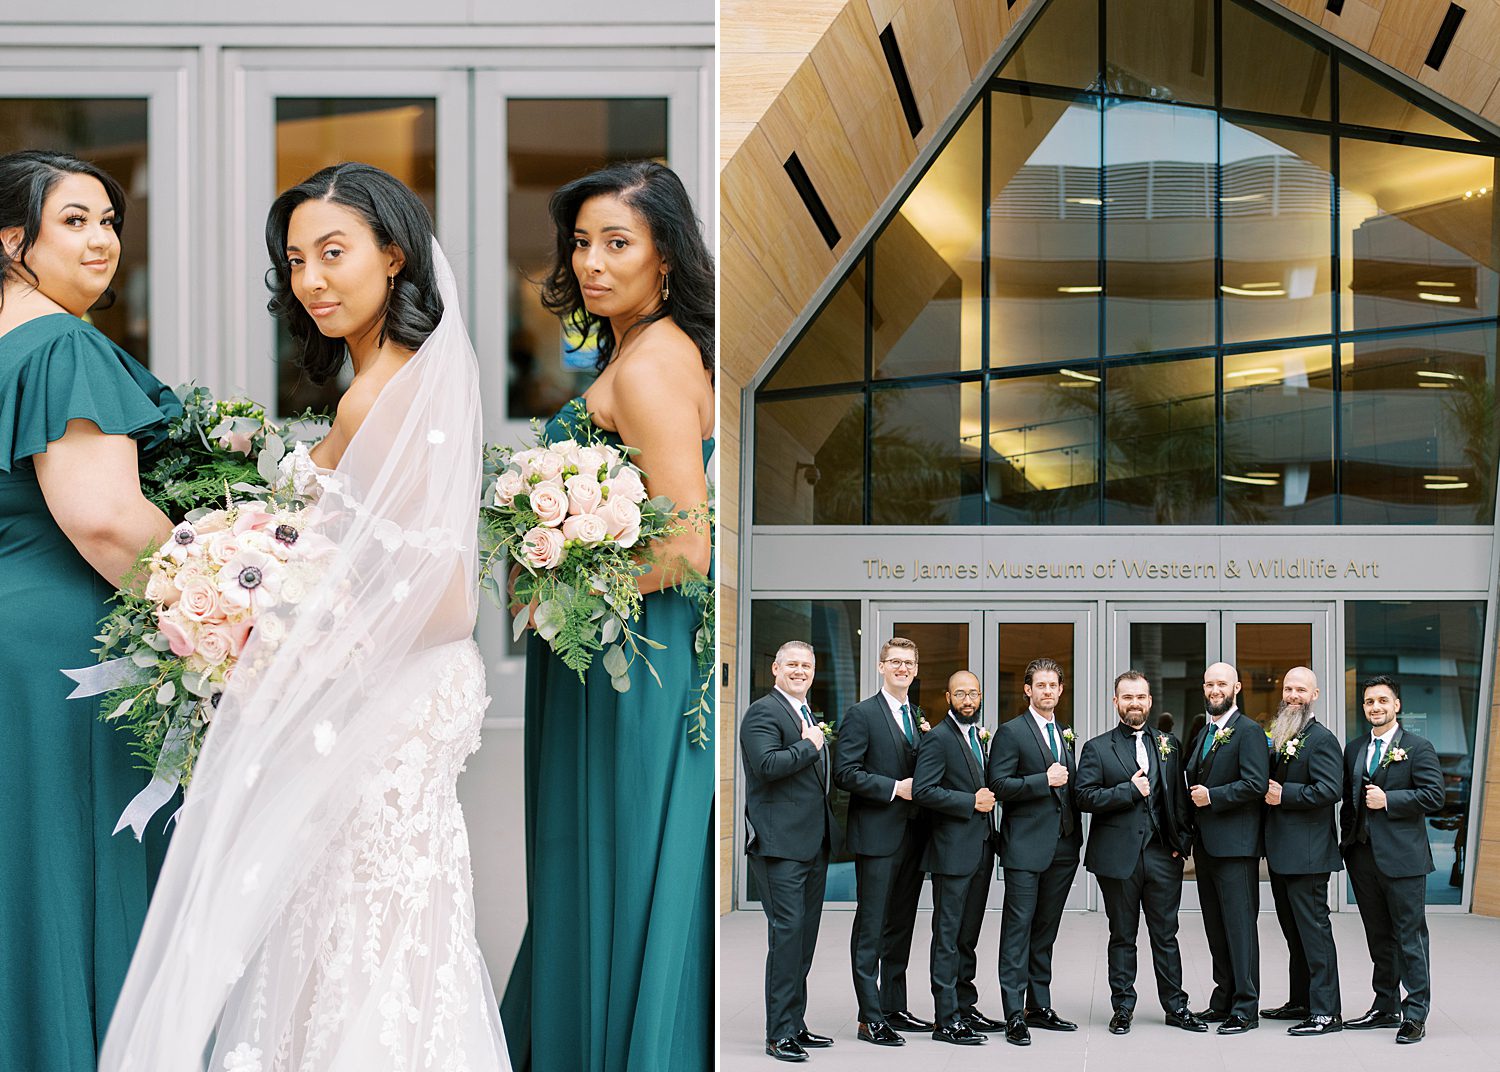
[1270,702,1312,751]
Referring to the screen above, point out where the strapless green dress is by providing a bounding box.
[501,398,713,1072]
[0,314,181,1071]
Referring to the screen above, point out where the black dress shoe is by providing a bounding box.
[1166,1009,1208,1033]
[1217,1014,1259,1035]
[885,1010,935,1032]
[932,1021,987,1045]
[962,1009,1005,1032]
[1108,1009,1132,1035]
[1004,1013,1032,1047]
[795,1029,833,1048]
[1288,1015,1342,1036]
[1024,1007,1078,1031]
[1194,1007,1229,1023]
[766,1037,808,1062]
[857,1022,904,1047]
[1346,1008,1403,1030]
[1261,1002,1311,1021]
[1396,1019,1426,1044]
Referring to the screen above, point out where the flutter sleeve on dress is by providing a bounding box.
[0,321,179,473]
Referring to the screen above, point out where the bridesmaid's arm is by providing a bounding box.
[610,345,711,595]
[34,418,172,589]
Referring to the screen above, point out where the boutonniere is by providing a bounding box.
[1209,726,1235,753]
[817,720,837,743]
[1157,735,1173,760]
[1278,733,1306,760]
[915,706,931,733]
[1061,727,1076,745]
[1380,745,1407,768]
[978,727,991,745]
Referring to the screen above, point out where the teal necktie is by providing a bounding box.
[1368,738,1384,777]
[900,702,915,745]
[1046,720,1060,762]
[1201,723,1215,760]
[969,726,984,768]
[800,703,813,728]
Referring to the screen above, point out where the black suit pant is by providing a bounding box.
[1345,842,1430,1021]
[1195,850,1260,1018]
[1269,869,1341,1016]
[928,854,991,1026]
[997,842,1078,1017]
[850,827,926,1022]
[749,847,829,1040]
[1096,839,1188,1015]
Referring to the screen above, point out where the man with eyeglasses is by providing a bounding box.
[833,637,932,1046]
[912,670,1001,1046]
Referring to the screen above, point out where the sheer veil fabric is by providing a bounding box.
[101,241,510,1071]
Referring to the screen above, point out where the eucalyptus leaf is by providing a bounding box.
[601,615,622,646]
[602,644,628,678]
[156,679,176,705]
[131,650,160,669]
[106,694,137,722]
[638,635,667,651]
[257,449,281,485]
[512,604,531,642]
[145,631,172,652]
[181,672,210,699]
[534,600,565,642]
[208,417,235,439]
[261,434,286,465]
[610,674,632,694]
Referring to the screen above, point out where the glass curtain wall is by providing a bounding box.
[753,0,1500,527]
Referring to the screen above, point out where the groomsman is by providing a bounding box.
[1261,666,1344,1036]
[741,641,841,1063]
[1186,662,1269,1034]
[833,637,932,1046]
[987,657,1083,1047]
[1340,674,1445,1045]
[1075,671,1206,1036]
[912,670,1001,1046]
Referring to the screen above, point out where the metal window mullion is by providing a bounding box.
[1332,55,1344,525]
[863,250,874,526]
[981,88,993,526]
[1214,0,1226,527]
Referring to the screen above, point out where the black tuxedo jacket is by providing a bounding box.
[833,693,920,857]
[986,711,1082,871]
[1185,709,1270,858]
[1339,726,1444,878]
[913,716,994,877]
[1076,723,1193,880]
[1263,718,1343,875]
[740,691,840,862]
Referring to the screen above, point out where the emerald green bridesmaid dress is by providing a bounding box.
[0,314,180,1072]
[502,398,713,1072]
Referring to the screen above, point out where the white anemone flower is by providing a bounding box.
[215,546,283,611]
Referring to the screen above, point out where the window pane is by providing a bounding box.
[274,98,437,416]
[989,93,1100,369]
[753,393,865,525]
[1105,0,1216,106]
[889,621,969,726]
[1105,103,1216,356]
[870,381,982,525]
[1338,138,1498,334]
[1220,0,1330,120]
[996,0,1100,90]
[506,98,668,419]
[987,368,1100,524]
[1104,356,1216,523]
[746,599,862,904]
[1221,123,1333,344]
[1338,62,1476,141]
[1223,345,1335,523]
[873,106,982,380]
[0,99,150,366]
[1345,600,1486,905]
[1128,621,1207,737]
[762,264,865,392]
[1234,622,1313,732]
[1340,327,1499,523]
[995,622,1075,729]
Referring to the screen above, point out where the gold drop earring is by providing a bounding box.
[660,272,670,302]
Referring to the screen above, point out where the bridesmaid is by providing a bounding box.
[0,150,181,1071]
[500,160,714,1071]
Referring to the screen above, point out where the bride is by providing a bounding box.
[101,163,509,1071]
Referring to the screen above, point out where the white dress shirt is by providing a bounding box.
[1365,722,1400,775]
[880,689,915,800]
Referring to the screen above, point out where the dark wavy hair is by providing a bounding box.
[1361,673,1402,703]
[265,162,442,386]
[0,149,126,312]
[541,160,713,373]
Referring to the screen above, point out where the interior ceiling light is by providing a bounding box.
[1245,471,1281,479]
[1224,474,1279,485]
[1238,282,1282,289]
[1416,280,1456,287]
[1424,474,1459,481]
[1418,291,1462,303]
[1065,196,1106,205]
[1416,370,1462,380]
[1425,481,1470,490]
[1225,367,1279,378]
[1056,285,1103,293]
[1220,193,1262,202]
[1221,284,1286,296]
[1418,382,1452,388]
[1059,368,1102,382]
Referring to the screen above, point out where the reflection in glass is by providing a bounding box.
[1223,346,1335,523]
[994,622,1075,728]
[1128,621,1207,737]
[1338,138,1498,334]
[987,369,1099,524]
[1345,600,1486,904]
[1341,328,1498,523]
[874,107,981,379]
[1233,622,1313,732]
[989,93,1100,369]
[506,98,668,419]
[762,264,865,392]
[0,98,151,365]
[891,621,969,726]
[1339,62,1476,141]
[1104,357,1216,524]
[1105,0,1215,105]
[1220,0,1329,120]
[870,381,982,525]
[1105,103,1216,356]
[754,392,866,525]
[1220,124,1332,344]
[746,599,862,903]
[996,0,1100,90]
[275,98,437,416]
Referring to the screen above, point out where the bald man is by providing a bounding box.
[1261,667,1344,1035]
[1186,662,1269,1034]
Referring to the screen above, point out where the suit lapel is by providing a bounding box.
[1022,711,1054,769]
[950,718,982,789]
[878,695,910,760]
[1109,728,1135,780]
[773,691,826,790]
[1372,726,1403,788]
